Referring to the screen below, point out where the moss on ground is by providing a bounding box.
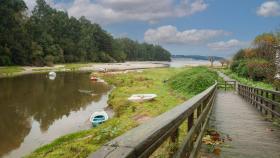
[27,67,217,158]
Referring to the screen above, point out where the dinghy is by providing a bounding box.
[90,76,98,81]
[89,111,109,126]
[128,94,157,102]
[90,76,106,83]
[49,71,56,77]
[48,71,56,80]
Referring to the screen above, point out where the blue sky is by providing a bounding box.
[24,0,280,57]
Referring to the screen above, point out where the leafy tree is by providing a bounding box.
[0,0,31,65]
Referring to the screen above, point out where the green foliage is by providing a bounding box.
[230,31,280,85]
[0,0,171,67]
[221,69,273,90]
[0,0,31,66]
[169,67,218,95]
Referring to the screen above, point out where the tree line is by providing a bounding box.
[0,0,171,66]
[231,31,280,85]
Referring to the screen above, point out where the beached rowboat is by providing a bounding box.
[89,111,109,126]
[128,94,157,102]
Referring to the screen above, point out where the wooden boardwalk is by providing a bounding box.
[201,91,280,158]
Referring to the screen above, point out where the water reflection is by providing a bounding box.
[0,72,111,157]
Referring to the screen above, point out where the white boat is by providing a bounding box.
[98,68,107,72]
[48,71,56,77]
[128,94,157,102]
[89,111,109,126]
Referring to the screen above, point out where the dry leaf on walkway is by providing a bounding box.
[213,147,221,156]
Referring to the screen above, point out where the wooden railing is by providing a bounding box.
[218,80,236,91]
[89,82,217,158]
[238,84,280,118]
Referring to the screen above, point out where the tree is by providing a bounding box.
[0,0,31,65]
[219,59,226,67]
[254,33,278,60]
[208,56,214,67]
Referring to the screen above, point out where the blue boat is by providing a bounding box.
[90,111,109,127]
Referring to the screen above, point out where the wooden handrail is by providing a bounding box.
[88,82,217,158]
[238,84,280,118]
[218,80,236,91]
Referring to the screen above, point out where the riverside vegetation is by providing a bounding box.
[26,67,218,158]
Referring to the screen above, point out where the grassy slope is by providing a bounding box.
[221,68,273,90]
[27,67,217,158]
[0,66,24,76]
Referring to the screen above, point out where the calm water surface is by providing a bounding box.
[0,72,111,158]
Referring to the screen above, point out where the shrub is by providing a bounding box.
[44,55,55,66]
[247,59,271,81]
[169,67,218,95]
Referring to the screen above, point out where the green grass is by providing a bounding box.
[169,67,218,96]
[0,66,24,76]
[220,68,273,90]
[27,67,218,158]
[64,63,93,71]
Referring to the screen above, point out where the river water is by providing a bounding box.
[0,72,111,158]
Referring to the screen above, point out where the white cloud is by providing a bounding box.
[24,0,207,24]
[207,39,248,51]
[257,1,280,17]
[144,25,229,44]
[23,0,68,12]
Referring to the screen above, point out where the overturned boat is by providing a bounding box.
[128,94,157,102]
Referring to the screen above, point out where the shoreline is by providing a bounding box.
[0,61,170,78]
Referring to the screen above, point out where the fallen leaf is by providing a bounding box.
[213,148,221,156]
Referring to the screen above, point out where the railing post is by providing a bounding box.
[265,92,269,115]
[188,113,194,132]
[260,90,264,113]
[272,94,276,118]
[170,128,179,157]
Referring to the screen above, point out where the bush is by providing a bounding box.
[169,67,218,95]
[247,59,271,81]
[44,55,55,66]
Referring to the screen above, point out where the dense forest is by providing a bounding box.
[0,0,171,66]
[231,31,280,85]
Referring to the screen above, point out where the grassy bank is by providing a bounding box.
[0,66,24,76]
[27,67,217,158]
[0,63,91,77]
[220,68,273,90]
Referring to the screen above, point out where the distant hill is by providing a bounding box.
[171,55,225,61]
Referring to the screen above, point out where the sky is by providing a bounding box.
[24,0,280,57]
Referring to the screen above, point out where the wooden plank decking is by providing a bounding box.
[201,91,280,158]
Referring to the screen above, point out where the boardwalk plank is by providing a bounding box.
[201,91,280,158]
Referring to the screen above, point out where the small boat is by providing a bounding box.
[98,68,107,72]
[128,94,157,102]
[90,76,106,83]
[48,71,56,80]
[89,111,109,126]
[49,71,56,77]
[90,76,98,81]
